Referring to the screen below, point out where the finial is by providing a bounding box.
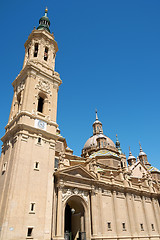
[45,7,48,16]
[115,134,122,153]
[95,109,98,120]
[129,146,132,156]
[139,141,142,151]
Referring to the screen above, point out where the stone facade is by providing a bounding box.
[0,9,160,240]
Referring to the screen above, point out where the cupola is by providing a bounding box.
[127,147,136,166]
[37,8,51,32]
[92,110,103,135]
[138,142,150,166]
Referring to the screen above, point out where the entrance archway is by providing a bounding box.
[64,196,86,240]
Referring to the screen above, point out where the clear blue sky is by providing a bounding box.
[1,0,160,169]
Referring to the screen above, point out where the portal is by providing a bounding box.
[64,196,86,240]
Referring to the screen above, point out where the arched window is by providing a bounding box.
[121,161,123,168]
[44,47,48,61]
[28,48,30,58]
[34,43,38,57]
[37,96,44,113]
[17,92,21,111]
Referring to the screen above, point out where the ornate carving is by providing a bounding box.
[16,79,25,94]
[62,188,88,203]
[36,79,52,95]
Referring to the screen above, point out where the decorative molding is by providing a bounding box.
[49,142,55,150]
[36,79,52,95]
[16,79,25,94]
[134,195,141,201]
[144,196,151,203]
[116,191,125,199]
[21,134,29,142]
[102,190,111,197]
[62,188,88,203]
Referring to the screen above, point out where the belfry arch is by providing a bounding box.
[64,195,87,240]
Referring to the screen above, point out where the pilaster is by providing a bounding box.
[90,187,98,236]
[56,183,63,237]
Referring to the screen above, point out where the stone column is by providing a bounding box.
[52,184,57,238]
[81,215,85,232]
[56,184,63,237]
[90,188,97,236]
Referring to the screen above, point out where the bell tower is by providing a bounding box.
[0,9,61,240]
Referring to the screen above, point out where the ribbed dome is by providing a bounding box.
[83,134,115,150]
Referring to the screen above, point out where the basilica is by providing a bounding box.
[0,9,160,240]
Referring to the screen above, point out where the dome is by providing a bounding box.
[128,147,136,161]
[128,154,136,161]
[83,134,115,150]
[139,151,146,157]
[139,142,147,157]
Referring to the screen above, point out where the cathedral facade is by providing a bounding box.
[0,9,160,240]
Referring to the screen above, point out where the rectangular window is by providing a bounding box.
[34,43,38,57]
[44,47,48,61]
[30,203,35,213]
[27,227,33,237]
[54,158,59,169]
[107,222,111,230]
[122,223,126,231]
[140,223,144,231]
[37,137,41,144]
[151,224,155,231]
[37,97,44,113]
[34,161,39,170]
[2,162,7,174]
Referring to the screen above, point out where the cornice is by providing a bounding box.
[12,62,62,88]
[24,29,58,52]
[2,117,59,143]
[5,111,58,131]
[54,167,160,199]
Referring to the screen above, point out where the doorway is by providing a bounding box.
[64,196,86,240]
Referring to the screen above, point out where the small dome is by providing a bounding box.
[139,142,147,157]
[83,134,115,150]
[128,147,136,161]
[93,119,102,125]
[128,153,136,161]
[139,151,146,157]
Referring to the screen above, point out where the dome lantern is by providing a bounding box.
[37,7,51,33]
[92,109,103,135]
[115,134,122,154]
[138,142,149,166]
